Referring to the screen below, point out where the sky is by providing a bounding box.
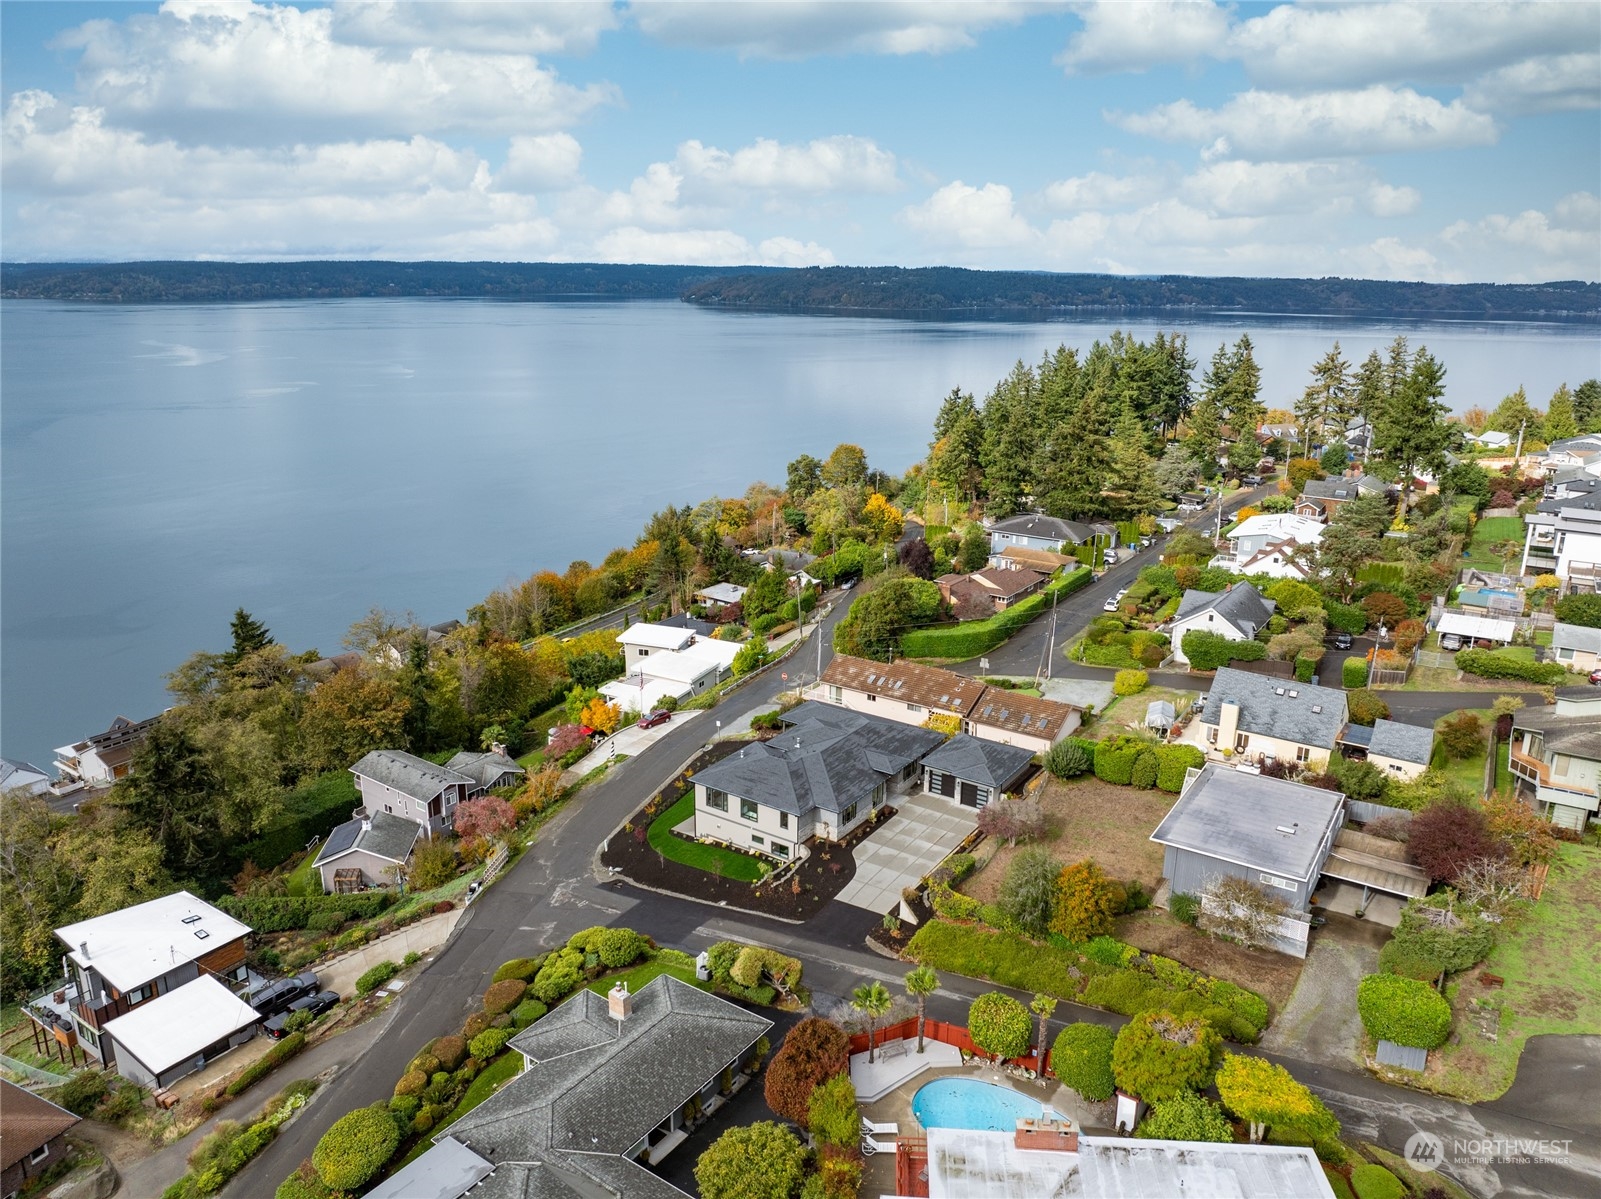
[2,1,1598,282]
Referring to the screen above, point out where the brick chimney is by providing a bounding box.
[608,981,633,1022]
[1014,1115,1078,1152]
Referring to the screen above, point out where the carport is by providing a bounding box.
[834,792,977,912]
[1317,829,1428,925]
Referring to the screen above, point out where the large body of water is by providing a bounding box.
[3,298,1597,768]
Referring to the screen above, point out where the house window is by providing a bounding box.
[828,685,842,703]
[907,703,922,712]
[872,782,887,807]
[751,834,765,846]
[841,802,859,825]
[706,789,728,812]
[122,984,152,1006]
[1296,746,1311,763]
[740,798,759,822]
[1556,647,1574,661]
[1234,733,1249,752]
[866,694,876,702]
[1206,727,1218,744]
[29,1145,50,1165]
[1390,764,1403,773]
[778,812,789,830]
[771,843,790,859]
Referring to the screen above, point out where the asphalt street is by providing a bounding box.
[229,524,1583,1199]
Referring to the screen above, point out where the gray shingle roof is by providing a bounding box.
[313,809,422,867]
[1512,705,1601,761]
[448,975,769,1186]
[988,513,1094,545]
[1553,622,1601,656]
[363,1137,492,1199]
[1366,719,1435,766]
[1299,478,1358,502]
[690,703,945,817]
[1150,763,1346,882]
[919,735,1035,790]
[350,749,473,803]
[1173,583,1276,637]
[1200,667,1348,750]
[444,750,525,789]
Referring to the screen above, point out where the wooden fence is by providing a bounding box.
[847,1017,1047,1074]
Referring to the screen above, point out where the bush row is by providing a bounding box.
[1181,630,1267,671]
[900,568,1091,658]
[216,892,394,933]
[1092,735,1204,793]
[224,1032,306,1098]
[166,1083,315,1199]
[1455,649,1571,685]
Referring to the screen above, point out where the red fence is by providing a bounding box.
[849,1018,1047,1074]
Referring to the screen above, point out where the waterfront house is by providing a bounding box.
[443,748,525,793]
[351,750,474,836]
[52,714,161,792]
[0,757,53,797]
[1166,584,1275,666]
[312,810,423,893]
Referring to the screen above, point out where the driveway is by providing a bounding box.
[834,793,977,912]
[1260,913,1389,1070]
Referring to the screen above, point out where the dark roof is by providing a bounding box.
[1151,763,1346,883]
[1366,719,1435,766]
[350,749,474,802]
[314,809,422,867]
[822,654,987,715]
[988,513,1095,545]
[919,735,1035,790]
[1173,583,1276,637]
[445,976,769,1197]
[1201,668,1348,750]
[656,611,716,636]
[1513,701,1601,760]
[971,565,1046,598]
[1299,478,1357,503]
[444,750,526,788]
[0,1080,80,1169]
[692,703,945,816]
[84,713,161,752]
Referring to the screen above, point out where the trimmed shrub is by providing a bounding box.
[429,1035,469,1071]
[1136,1091,1234,1142]
[1351,1164,1406,1199]
[1356,974,1451,1049]
[305,911,346,934]
[594,928,648,968]
[929,884,982,921]
[225,1032,306,1097]
[462,1011,491,1039]
[1342,656,1370,689]
[764,1018,850,1126]
[355,961,399,995]
[312,1106,399,1191]
[1113,669,1149,696]
[469,1028,512,1060]
[531,955,583,1004]
[1455,649,1570,684]
[393,1069,427,1098]
[1093,735,1142,785]
[483,979,528,1015]
[1130,751,1159,789]
[492,957,543,984]
[1082,971,1158,1017]
[1154,744,1205,793]
[1182,629,1267,670]
[1346,689,1391,727]
[1044,739,1091,779]
[1111,1011,1222,1103]
[512,998,548,1027]
[1051,1022,1116,1100]
[216,893,392,934]
[968,992,1031,1060]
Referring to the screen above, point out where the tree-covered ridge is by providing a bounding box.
[683,266,1600,320]
[0,260,772,303]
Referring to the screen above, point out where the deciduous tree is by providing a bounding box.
[1051,859,1123,942]
[1407,802,1503,883]
[454,796,516,841]
[1200,874,1289,951]
[1215,1053,1339,1144]
[764,1018,849,1126]
[1111,1011,1222,1103]
[1137,1091,1235,1143]
[694,1122,808,1199]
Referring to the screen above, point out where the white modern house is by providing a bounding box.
[52,714,161,791]
[616,622,697,665]
[1211,513,1323,579]
[1521,499,1601,591]
[1166,584,1276,666]
[600,637,740,714]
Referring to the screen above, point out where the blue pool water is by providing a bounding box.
[912,1078,1067,1132]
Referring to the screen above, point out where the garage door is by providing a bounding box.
[927,770,954,798]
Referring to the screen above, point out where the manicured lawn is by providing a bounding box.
[580,959,709,998]
[646,792,767,882]
[1463,515,1525,570]
[1432,709,1490,798]
[1422,844,1601,1100]
[285,852,322,898]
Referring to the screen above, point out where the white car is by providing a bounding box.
[1115,588,1129,601]
[1103,596,1121,612]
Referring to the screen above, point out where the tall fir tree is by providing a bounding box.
[1573,379,1601,432]
[1544,384,1577,442]
[1102,402,1161,519]
[1374,346,1451,512]
[979,364,1040,517]
[1295,344,1350,455]
[1351,349,1388,442]
[1223,334,1265,437]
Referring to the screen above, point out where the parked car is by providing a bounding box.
[1102,549,1120,565]
[263,990,340,1039]
[1242,474,1264,487]
[1332,631,1353,650]
[247,972,319,1019]
[1440,633,1464,651]
[1589,668,1601,685]
[1115,588,1129,601]
[637,709,671,729]
[1103,596,1121,612]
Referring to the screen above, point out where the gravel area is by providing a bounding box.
[1260,914,1388,1069]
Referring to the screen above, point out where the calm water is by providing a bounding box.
[3,298,1597,767]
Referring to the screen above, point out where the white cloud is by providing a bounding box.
[1441,192,1601,272]
[1464,53,1601,115]
[1366,183,1422,218]
[1230,1,1599,92]
[674,135,899,195]
[499,132,583,191]
[56,1,616,143]
[629,1,1044,58]
[330,0,619,56]
[1042,169,1169,211]
[899,181,1036,249]
[757,236,837,266]
[1057,0,1229,75]
[1113,87,1499,159]
[592,226,757,264]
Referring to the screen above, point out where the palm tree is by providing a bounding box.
[1030,994,1057,1073]
[851,980,894,1064]
[904,967,939,1054]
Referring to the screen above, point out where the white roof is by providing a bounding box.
[620,636,742,686]
[102,976,260,1075]
[698,583,747,604]
[601,676,693,711]
[1437,613,1516,641]
[1475,431,1512,446]
[616,623,695,651]
[1229,512,1325,545]
[56,891,251,992]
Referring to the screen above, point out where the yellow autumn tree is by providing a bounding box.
[580,696,621,735]
[862,492,905,543]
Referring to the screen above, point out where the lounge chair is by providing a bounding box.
[861,1135,898,1156]
[861,1118,899,1137]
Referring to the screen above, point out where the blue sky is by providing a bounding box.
[2,1,1597,281]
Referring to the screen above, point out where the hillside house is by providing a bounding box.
[351,750,474,836]
[1509,688,1601,831]
[1,1080,80,1198]
[312,810,423,893]
[936,563,1047,618]
[1552,622,1601,674]
[1522,497,1601,590]
[1338,719,1435,781]
[600,636,740,714]
[52,714,160,792]
[444,749,525,793]
[1166,584,1276,666]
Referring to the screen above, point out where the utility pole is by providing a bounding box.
[1045,587,1058,682]
[1514,419,1526,468]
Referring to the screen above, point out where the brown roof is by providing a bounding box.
[821,655,987,715]
[1000,547,1075,571]
[967,688,1078,741]
[970,566,1046,599]
[0,1081,80,1170]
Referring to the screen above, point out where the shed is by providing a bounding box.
[1145,700,1177,731]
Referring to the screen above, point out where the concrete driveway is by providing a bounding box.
[835,792,978,913]
[1261,913,1389,1070]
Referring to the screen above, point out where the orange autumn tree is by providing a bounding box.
[580,695,621,735]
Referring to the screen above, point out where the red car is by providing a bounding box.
[1589,668,1601,685]
[637,709,672,729]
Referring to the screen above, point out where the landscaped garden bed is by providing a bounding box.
[600,742,887,920]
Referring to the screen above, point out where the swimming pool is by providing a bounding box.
[911,1078,1066,1132]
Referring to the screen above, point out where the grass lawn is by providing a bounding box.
[646,792,766,882]
[284,852,322,898]
[1432,709,1491,798]
[1417,844,1601,1100]
[1099,687,1188,735]
[1495,739,1511,793]
[1463,515,1526,570]
[581,959,709,998]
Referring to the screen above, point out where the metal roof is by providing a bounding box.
[1150,762,1345,883]
[1437,612,1515,641]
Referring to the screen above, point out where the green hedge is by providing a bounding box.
[355,961,400,995]
[1154,744,1205,792]
[1342,656,1370,688]
[216,893,393,933]
[1455,649,1571,684]
[232,772,360,873]
[1051,1023,1116,1100]
[1181,629,1268,670]
[1356,973,1451,1049]
[901,568,1091,658]
[224,1032,306,1097]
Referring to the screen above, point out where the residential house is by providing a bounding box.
[1257,421,1300,448]
[27,892,253,1079]
[397,975,772,1199]
[1,1080,81,1198]
[1151,763,1345,915]
[1295,477,1365,521]
[1469,430,1513,451]
[1218,513,1324,562]
[1552,622,1601,674]
[1537,434,1601,478]
[987,513,1114,556]
[812,655,1080,753]
[1509,688,1601,831]
[312,810,423,893]
[937,573,1000,621]
[1166,584,1276,667]
[1521,497,1601,590]
[999,545,1076,574]
[1452,587,1521,618]
[1214,537,1316,580]
[52,713,160,791]
[443,749,525,793]
[1543,473,1601,503]
[1197,668,1348,770]
[617,621,697,664]
[101,977,261,1089]
[351,750,474,835]
[695,583,747,612]
[599,636,740,714]
[0,758,52,797]
[936,563,1046,618]
[1338,719,1435,781]
[919,736,1036,809]
[689,703,944,859]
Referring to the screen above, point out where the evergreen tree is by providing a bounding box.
[399,636,434,751]
[1374,346,1451,512]
[1146,331,1196,438]
[785,454,823,501]
[1153,442,1201,497]
[957,524,990,573]
[1102,402,1160,518]
[115,718,228,879]
[1487,386,1543,440]
[1546,384,1578,442]
[979,364,1039,517]
[1574,379,1601,432]
[928,391,984,503]
[223,608,273,668]
[1297,343,1351,452]
[1038,383,1110,519]
[1224,333,1265,436]
[1383,336,1411,400]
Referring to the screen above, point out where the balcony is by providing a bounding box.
[24,978,80,1036]
[1509,747,1549,786]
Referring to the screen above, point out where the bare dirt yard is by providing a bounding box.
[1116,909,1305,1017]
[963,775,1173,903]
